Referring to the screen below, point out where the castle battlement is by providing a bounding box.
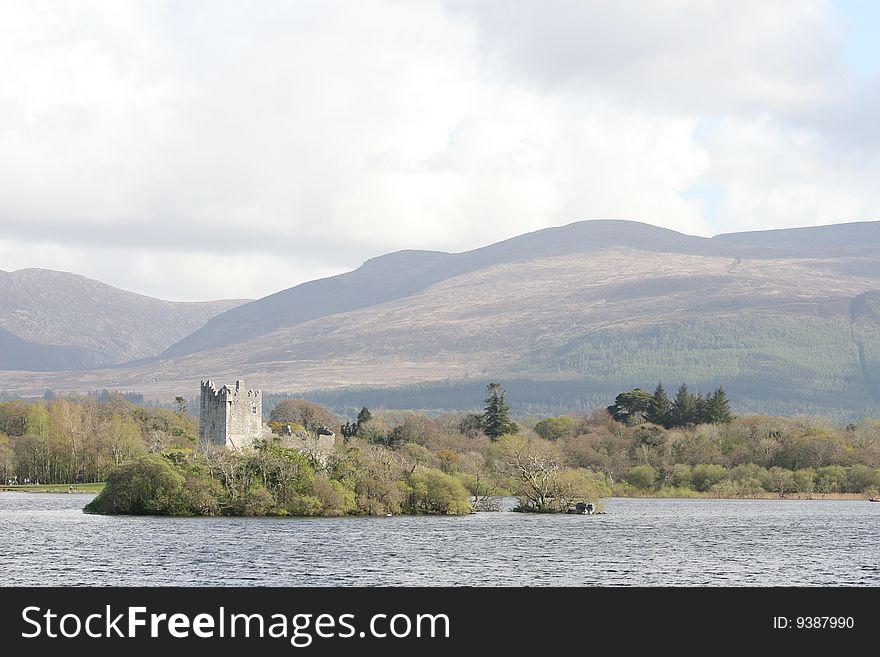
[199,379,263,450]
[200,379,262,400]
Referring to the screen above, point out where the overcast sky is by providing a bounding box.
[1,1,878,301]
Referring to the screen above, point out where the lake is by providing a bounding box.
[2,493,877,586]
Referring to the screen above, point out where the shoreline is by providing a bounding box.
[0,484,104,494]
[612,492,869,501]
[1,487,870,502]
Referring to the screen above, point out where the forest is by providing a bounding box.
[280,313,880,423]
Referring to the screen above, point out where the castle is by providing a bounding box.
[199,379,264,450]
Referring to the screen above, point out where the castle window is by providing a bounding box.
[251,404,258,414]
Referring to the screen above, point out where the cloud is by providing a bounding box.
[0,1,878,300]
[457,0,848,114]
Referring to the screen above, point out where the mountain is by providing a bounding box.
[2,220,880,420]
[164,221,747,358]
[714,220,880,255]
[0,269,248,371]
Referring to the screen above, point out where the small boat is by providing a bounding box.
[869,498,879,502]
[567,502,595,515]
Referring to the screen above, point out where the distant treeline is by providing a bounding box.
[265,378,880,425]
[0,388,166,407]
[607,383,732,428]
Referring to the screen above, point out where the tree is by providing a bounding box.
[496,435,561,511]
[341,407,372,439]
[648,383,671,427]
[606,388,654,425]
[496,435,608,512]
[482,383,517,440]
[269,399,336,432]
[84,455,189,515]
[0,433,13,484]
[690,463,726,492]
[534,416,576,441]
[706,387,733,424]
[671,383,698,427]
[356,406,372,427]
[107,413,146,466]
[406,467,472,515]
[625,464,657,490]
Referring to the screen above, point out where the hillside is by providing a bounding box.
[164,220,747,358]
[0,269,248,370]
[2,220,880,420]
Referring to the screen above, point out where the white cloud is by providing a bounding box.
[0,0,878,300]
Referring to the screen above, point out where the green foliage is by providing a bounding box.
[534,416,576,441]
[84,455,191,515]
[341,407,373,439]
[650,383,672,427]
[672,384,698,427]
[690,464,726,492]
[670,463,692,488]
[707,387,733,424]
[548,314,878,420]
[406,467,473,515]
[0,401,29,436]
[625,464,657,490]
[607,389,654,425]
[609,382,733,428]
[482,382,518,439]
[815,465,847,493]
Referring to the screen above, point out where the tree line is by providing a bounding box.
[5,382,880,516]
[0,396,194,485]
[607,383,732,428]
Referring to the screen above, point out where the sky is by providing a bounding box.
[0,1,878,301]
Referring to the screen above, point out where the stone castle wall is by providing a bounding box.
[199,379,263,450]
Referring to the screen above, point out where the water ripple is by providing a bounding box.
[1,494,878,586]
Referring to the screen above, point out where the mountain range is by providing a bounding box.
[2,220,879,420]
[0,268,247,370]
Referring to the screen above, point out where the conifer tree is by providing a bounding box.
[707,387,733,423]
[482,382,518,440]
[356,406,372,428]
[671,383,698,426]
[649,383,672,427]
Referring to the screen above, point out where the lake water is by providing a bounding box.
[2,493,877,586]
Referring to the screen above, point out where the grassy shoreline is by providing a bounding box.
[1,485,869,503]
[0,483,105,494]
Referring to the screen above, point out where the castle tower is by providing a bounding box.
[199,379,262,450]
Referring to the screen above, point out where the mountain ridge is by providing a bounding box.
[0,268,249,371]
[2,219,880,420]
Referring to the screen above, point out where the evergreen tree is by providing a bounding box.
[707,387,733,423]
[671,383,698,427]
[482,382,518,440]
[648,383,671,427]
[694,393,709,424]
[341,407,373,439]
[356,406,372,428]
